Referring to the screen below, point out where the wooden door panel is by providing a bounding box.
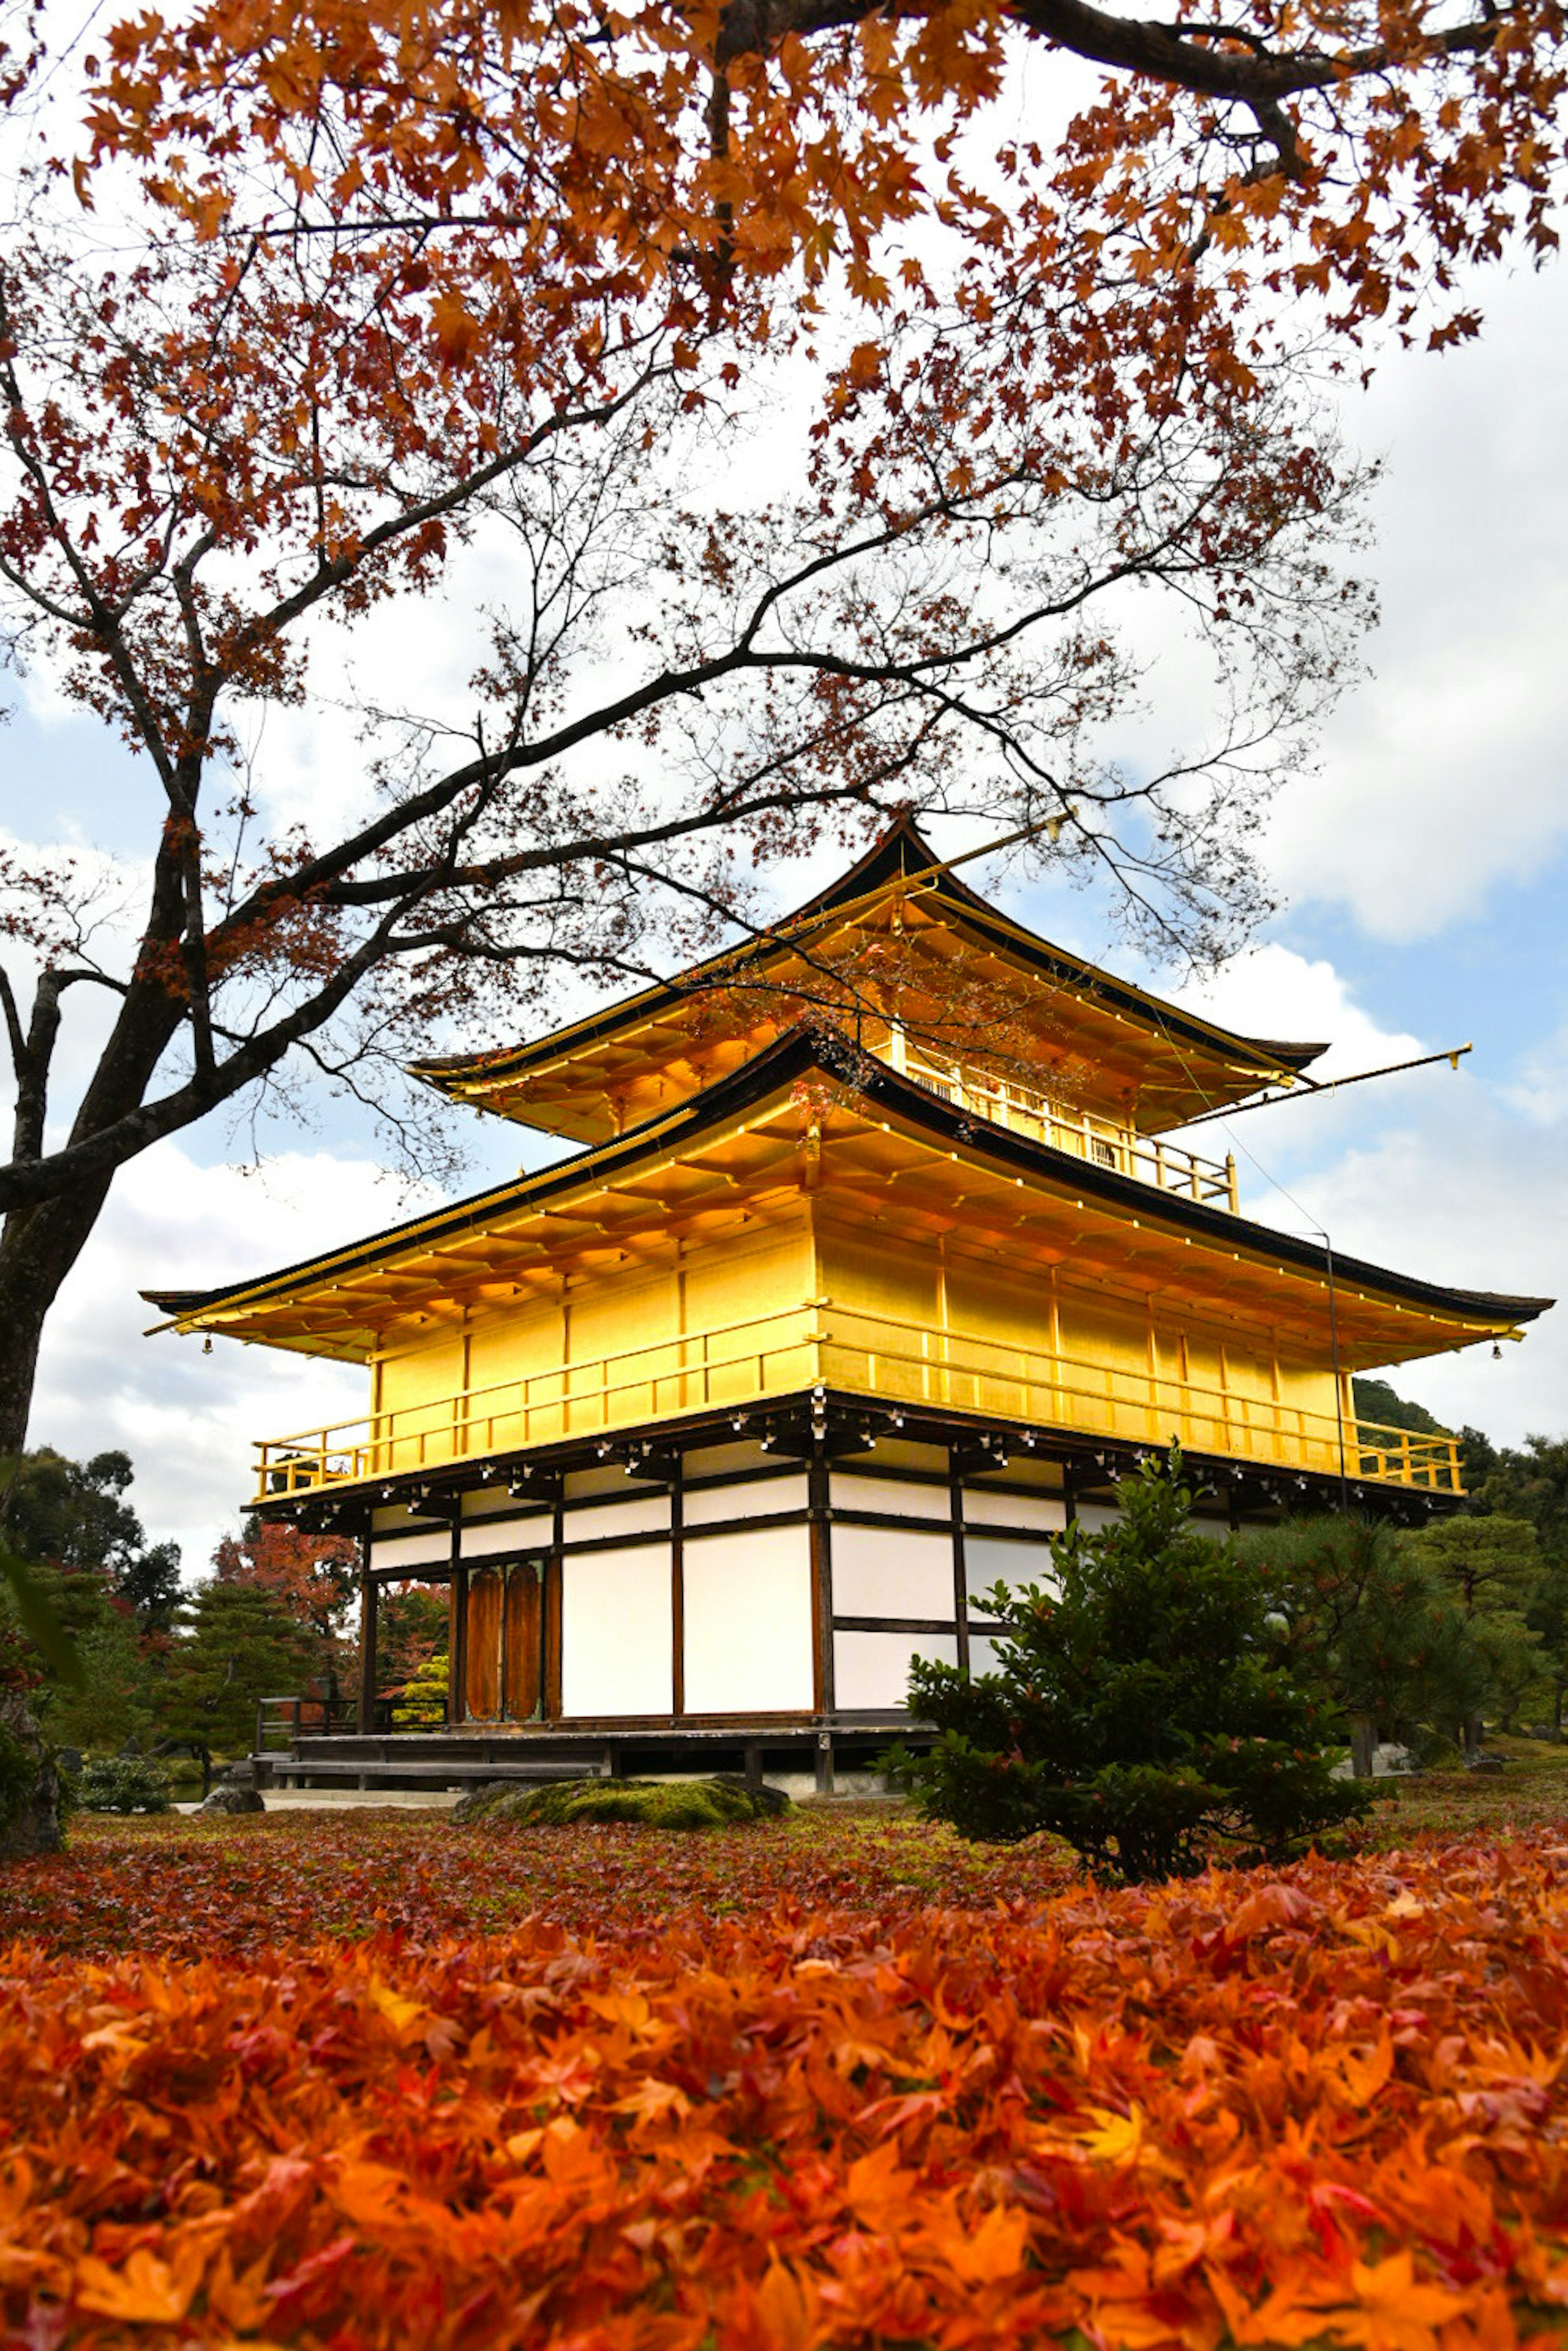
[503,1562,543,1721]
[466,1568,503,1721]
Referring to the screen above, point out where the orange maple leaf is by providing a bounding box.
[74,2244,205,2324]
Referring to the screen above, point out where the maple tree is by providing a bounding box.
[212,1516,360,1712]
[0,6,1381,1463]
[1,0,1561,1461]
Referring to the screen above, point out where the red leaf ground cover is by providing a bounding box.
[0,1809,1079,1961]
[5,1817,1568,2347]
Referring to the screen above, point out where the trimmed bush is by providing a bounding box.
[392,1652,449,1730]
[455,1776,787,1829]
[77,1754,172,1814]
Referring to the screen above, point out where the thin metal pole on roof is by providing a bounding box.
[1181,1044,1472,1130]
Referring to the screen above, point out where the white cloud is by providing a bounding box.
[1169,942,1425,1081]
[1266,261,1568,940]
[1499,1018,1568,1129]
[1156,942,1566,1447]
[1283,1094,1566,1447]
[29,1145,436,1579]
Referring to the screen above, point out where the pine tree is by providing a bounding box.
[894,1456,1366,1882]
[1245,1516,1486,1772]
[157,1583,313,1790]
[1402,1515,1544,1743]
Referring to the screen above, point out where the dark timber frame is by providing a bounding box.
[255,1385,1463,1792]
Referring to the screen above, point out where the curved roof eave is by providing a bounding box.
[408,814,1328,1098]
[146,1022,1550,1338]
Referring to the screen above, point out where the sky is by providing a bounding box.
[7,188,1568,1578]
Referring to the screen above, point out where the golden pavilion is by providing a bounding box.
[146,819,1550,1792]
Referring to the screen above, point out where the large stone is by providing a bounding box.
[196,1782,266,1815]
[0,1693,63,1860]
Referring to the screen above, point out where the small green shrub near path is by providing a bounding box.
[454,1776,788,1830]
[76,1754,171,1813]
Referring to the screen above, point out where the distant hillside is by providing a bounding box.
[1352,1377,1447,1436]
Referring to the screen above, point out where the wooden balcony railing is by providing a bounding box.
[895,1041,1239,1211]
[254,1300,1462,1501]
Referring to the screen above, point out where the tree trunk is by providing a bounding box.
[0,1692,64,1858]
[1464,1710,1483,1761]
[0,1171,120,1463]
[2,948,186,1463]
[1350,1714,1377,1779]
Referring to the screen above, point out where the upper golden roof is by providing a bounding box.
[146,1023,1548,1368]
[410,817,1328,1144]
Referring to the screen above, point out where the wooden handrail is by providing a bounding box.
[252,1297,1462,1501]
[900,1044,1236,1208]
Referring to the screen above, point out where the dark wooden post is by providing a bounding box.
[949,1444,971,1676]
[670,1456,685,1718]
[357,1564,379,1734]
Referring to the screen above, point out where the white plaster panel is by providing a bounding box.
[967,1634,1010,1679]
[683,1473,808,1529]
[371,1505,433,1534]
[566,1493,670,1544]
[564,1464,652,1501]
[968,1457,1062,1493]
[369,1527,452,1571]
[964,1534,1058,1604]
[834,1630,957,1711]
[460,1513,553,1561]
[462,1487,530,1520]
[682,1526,815,1714]
[831,1472,949,1522]
[1073,1501,1123,1534]
[561,1545,673,1716]
[856,1439,950,1476]
[961,1488,1066,1533]
[832,1524,956,1621]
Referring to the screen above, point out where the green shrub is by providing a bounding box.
[0,1720,41,1828]
[392,1652,449,1730]
[77,1754,172,1813]
[456,1776,785,1829]
[890,1453,1369,1882]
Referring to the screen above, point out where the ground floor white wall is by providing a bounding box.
[360,1434,1234,1725]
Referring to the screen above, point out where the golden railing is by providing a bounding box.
[253,1300,1462,1500]
[897,1044,1239,1211]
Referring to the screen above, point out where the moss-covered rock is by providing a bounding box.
[454,1775,789,1829]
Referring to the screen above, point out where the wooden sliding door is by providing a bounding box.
[463,1558,545,1724]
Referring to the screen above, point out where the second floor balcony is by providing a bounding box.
[254,1299,1461,1505]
